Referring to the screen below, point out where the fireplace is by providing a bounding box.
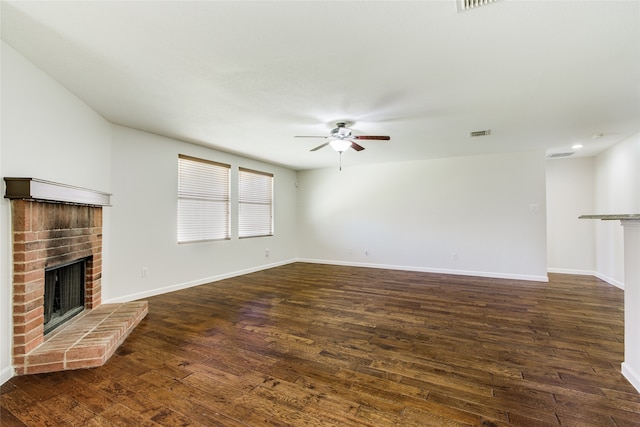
[5,178,147,375]
[44,258,86,335]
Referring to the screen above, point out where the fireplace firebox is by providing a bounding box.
[44,259,86,335]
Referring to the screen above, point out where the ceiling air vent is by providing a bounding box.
[470,130,491,137]
[458,0,500,12]
[547,152,575,159]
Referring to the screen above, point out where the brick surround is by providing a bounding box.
[11,199,104,374]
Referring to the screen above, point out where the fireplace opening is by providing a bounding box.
[44,259,87,335]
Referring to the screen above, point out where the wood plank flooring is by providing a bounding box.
[2,262,640,426]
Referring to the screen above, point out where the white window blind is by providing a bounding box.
[178,154,230,243]
[238,167,273,238]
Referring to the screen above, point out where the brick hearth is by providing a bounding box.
[6,180,147,376]
[22,301,148,374]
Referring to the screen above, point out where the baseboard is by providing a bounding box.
[104,259,297,303]
[546,268,625,289]
[0,364,14,386]
[547,268,596,276]
[296,258,549,282]
[595,272,625,290]
[622,362,640,393]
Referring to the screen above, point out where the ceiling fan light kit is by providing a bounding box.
[329,139,352,153]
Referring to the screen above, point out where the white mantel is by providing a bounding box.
[580,214,640,393]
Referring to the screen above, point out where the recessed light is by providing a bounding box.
[592,133,604,139]
[571,144,584,150]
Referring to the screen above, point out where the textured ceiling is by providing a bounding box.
[2,0,639,170]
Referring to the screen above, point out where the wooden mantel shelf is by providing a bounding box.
[579,214,640,221]
[4,177,111,206]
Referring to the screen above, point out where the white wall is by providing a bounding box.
[546,157,595,274]
[105,126,298,302]
[297,151,548,281]
[594,133,640,287]
[0,41,113,383]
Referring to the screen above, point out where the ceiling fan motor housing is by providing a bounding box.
[331,122,352,139]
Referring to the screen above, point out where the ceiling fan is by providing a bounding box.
[295,122,390,153]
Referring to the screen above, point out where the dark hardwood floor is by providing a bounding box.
[2,263,640,426]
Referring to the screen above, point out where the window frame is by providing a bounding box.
[177,154,231,243]
[238,167,274,239]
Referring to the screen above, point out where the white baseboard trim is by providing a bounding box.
[622,362,640,393]
[595,272,625,290]
[296,258,549,282]
[0,364,14,386]
[104,259,297,303]
[106,258,550,305]
[546,268,625,289]
[547,268,596,276]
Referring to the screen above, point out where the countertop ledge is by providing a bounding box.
[579,214,640,220]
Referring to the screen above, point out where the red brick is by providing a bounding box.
[13,315,43,335]
[13,288,44,304]
[13,232,32,244]
[23,241,45,252]
[23,336,44,354]
[13,250,41,263]
[13,327,43,347]
[14,306,44,324]
[66,345,106,360]
[13,259,45,273]
[14,268,44,281]
[14,280,44,295]
[25,324,43,343]
[65,357,105,370]
[29,202,39,231]
[12,200,31,232]
[26,349,65,366]
[13,354,26,368]
[24,362,65,375]
[87,296,101,309]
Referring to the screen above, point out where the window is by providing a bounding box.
[238,167,273,238]
[177,154,230,243]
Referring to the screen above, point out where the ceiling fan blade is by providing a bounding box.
[310,142,330,151]
[354,135,390,140]
[350,141,365,151]
[294,135,327,138]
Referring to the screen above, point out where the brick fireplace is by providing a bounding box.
[5,178,147,375]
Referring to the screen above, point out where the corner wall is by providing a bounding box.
[545,157,596,275]
[594,133,640,287]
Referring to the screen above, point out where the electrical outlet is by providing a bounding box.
[141,267,148,278]
[265,248,270,258]
[365,249,369,256]
[452,252,458,261]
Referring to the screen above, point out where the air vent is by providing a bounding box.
[458,0,500,12]
[470,130,491,137]
[547,152,575,159]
